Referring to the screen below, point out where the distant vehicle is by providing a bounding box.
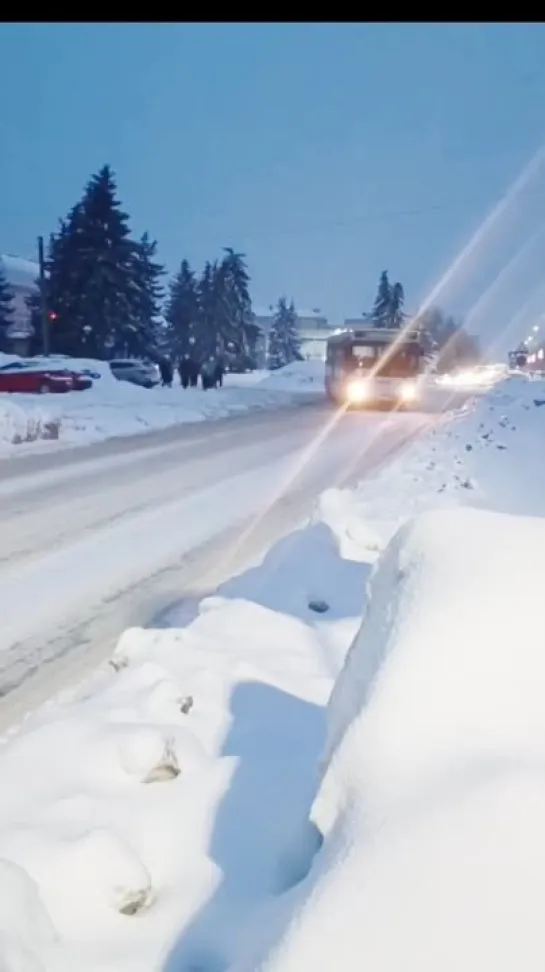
[325,327,426,409]
[109,359,160,389]
[0,363,74,394]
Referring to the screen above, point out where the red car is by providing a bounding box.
[0,364,74,394]
[52,369,93,392]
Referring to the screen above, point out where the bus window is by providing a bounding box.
[352,344,378,360]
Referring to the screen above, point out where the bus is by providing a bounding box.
[325,327,426,408]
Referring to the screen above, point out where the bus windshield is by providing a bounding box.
[351,343,420,378]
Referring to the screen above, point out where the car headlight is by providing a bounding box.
[400,380,418,401]
[346,379,370,403]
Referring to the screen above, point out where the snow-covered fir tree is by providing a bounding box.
[267,296,302,369]
[390,281,405,328]
[367,271,405,329]
[217,248,259,359]
[165,259,199,361]
[369,270,392,328]
[126,231,165,358]
[35,165,160,359]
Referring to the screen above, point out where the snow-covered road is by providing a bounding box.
[0,405,433,731]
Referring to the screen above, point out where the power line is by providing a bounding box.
[198,184,545,242]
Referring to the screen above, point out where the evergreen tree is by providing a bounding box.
[366,271,406,329]
[38,165,142,358]
[74,165,138,357]
[219,248,259,358]
[196,260,220,361]
[165,259,199,361]
[0,267,14,352]
[267,296,302,369]
[390,281,405,328]
[369,270,392,328]
[124,231,165,359]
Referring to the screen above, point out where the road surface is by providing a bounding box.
[0,403,436,732]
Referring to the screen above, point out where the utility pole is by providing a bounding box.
[37,235,49,356]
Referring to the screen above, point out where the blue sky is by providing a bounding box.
[2,23,545,352]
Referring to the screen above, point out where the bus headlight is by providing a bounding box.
[400,380,418,401]
[346,378,370,403]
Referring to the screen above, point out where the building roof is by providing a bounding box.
[0,254,39,289]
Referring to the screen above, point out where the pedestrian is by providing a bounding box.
[178,356,191,390]
[214,358,224,389]
[189,359,199,387]
[200,356,216,390]
[159,358,173,388]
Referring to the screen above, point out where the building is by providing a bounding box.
[253,305,336,364]
[343,317,368,330]
[0,254,38,355]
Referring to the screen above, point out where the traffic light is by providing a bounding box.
[48,311,58,322]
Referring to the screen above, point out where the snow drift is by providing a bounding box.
[244,506,545,972]
[0,399,61,448]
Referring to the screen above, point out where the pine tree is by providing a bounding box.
[125,231,165,359]
[196,261,219,361]
[75,165,139,357]
[390,281,405,328]
[0,267,14,352]
[370,270,392,328]
[165,259,199,361]
[267,296,302,369]
[219,248,259,359]
[39,165,142,358]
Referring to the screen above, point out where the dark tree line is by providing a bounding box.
[4,179,481,376]
[23,164,261,367]
[164,249,260,369]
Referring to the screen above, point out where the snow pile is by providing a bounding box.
[0,858,61,972]
[0,519,365,972]
[248,508,545,972]
[259,360,324,391]
[0,398,61,447]
[0,356,323,457]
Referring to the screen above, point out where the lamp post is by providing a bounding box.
[37,235,49,356]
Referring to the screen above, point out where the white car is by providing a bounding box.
[109,359,160,389]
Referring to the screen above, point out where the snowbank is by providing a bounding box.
[318,373,545,561]
[1,373,543,969]
[227,376,545,972]
[0,521,361,972]
[0,357,323,458]
[0,399,61,448]
[249,507,545,972]
[259,360,324,392]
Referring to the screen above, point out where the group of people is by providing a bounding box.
[158,355,225,391]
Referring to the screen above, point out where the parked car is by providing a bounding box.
[109,359,160,389]
[0,361,94,393]
[0,363,74,394]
